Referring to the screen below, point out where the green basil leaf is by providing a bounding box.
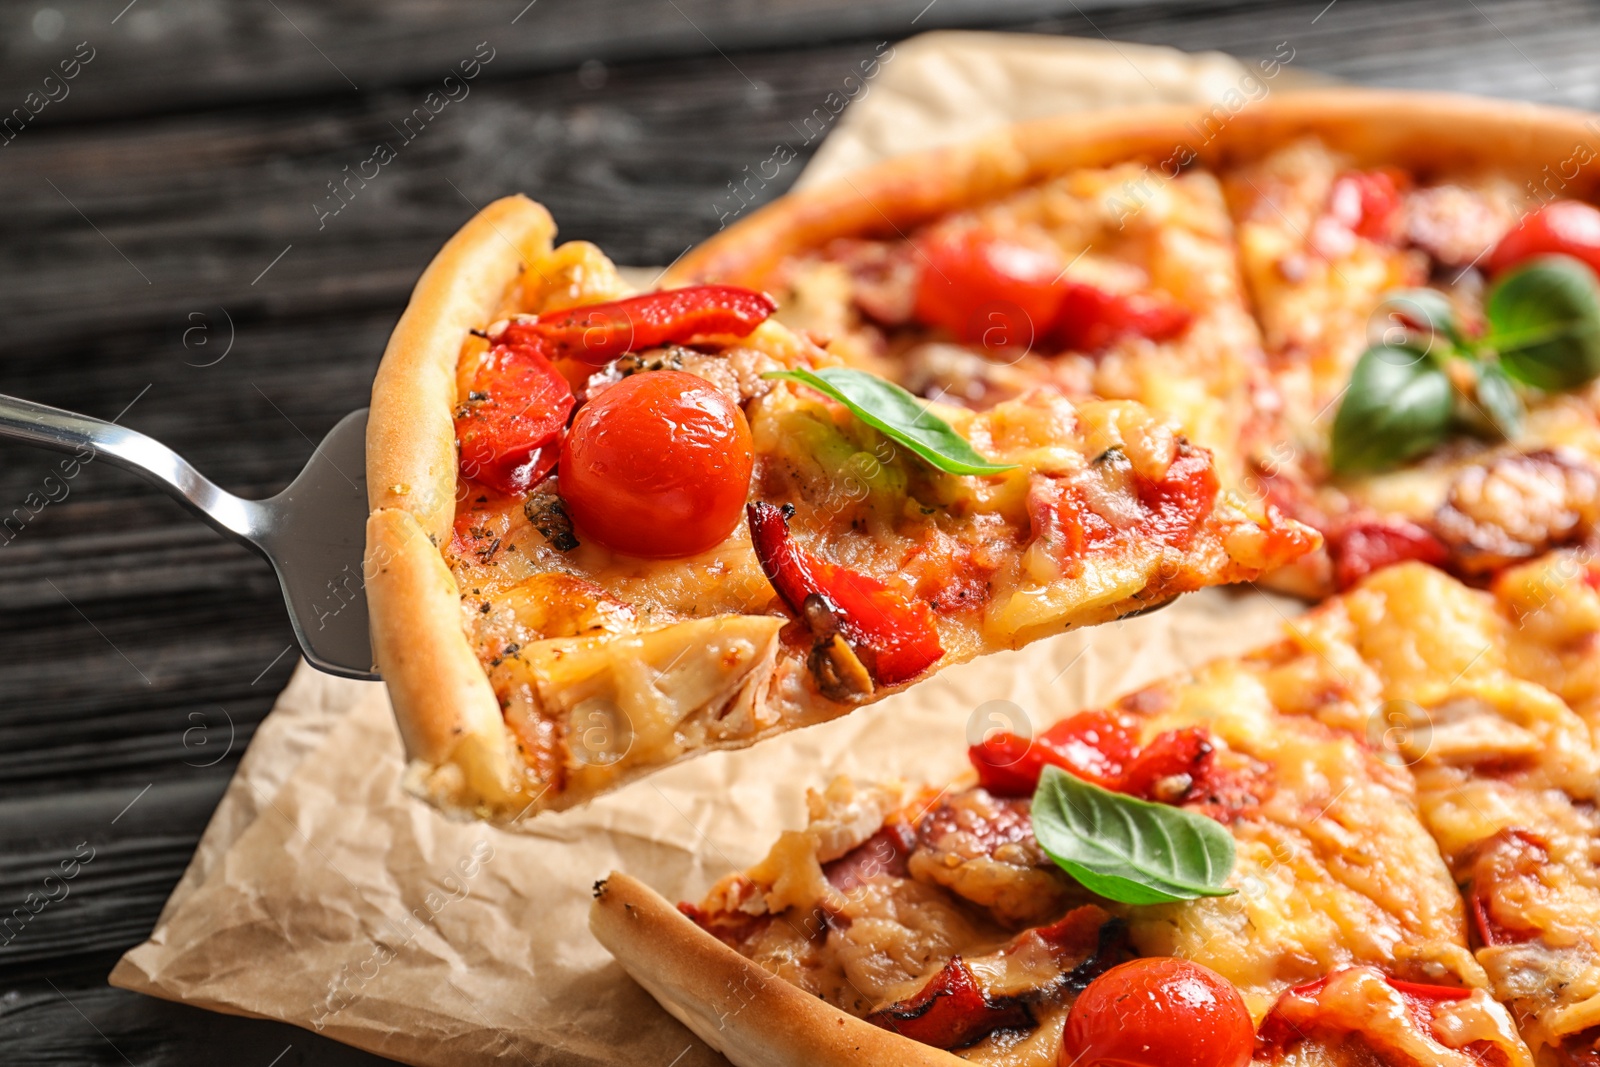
[762,367,1018,476]
[1473,362,1523,439]
[1030,765,1237,906]
[1373,288,1463,349]
[1330,345,1454,475]
[1486,255,1600,391]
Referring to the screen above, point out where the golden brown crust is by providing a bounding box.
[365,508,509,803]
[669,89,1600,290]
[368,194,555,542]
[366,195,554,815]
[589,872,965,1067]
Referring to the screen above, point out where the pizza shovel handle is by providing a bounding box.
[0,391,267,544]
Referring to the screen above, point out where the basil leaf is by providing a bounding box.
[1330,345,1454,475]
[1030,765,1237,906]
[1373,288,1463,349]
[1473,362,1523,439]
[762,367,1018,475]
[1486,255,1600,391]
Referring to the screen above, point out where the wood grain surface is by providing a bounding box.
[1,1,1595,1062]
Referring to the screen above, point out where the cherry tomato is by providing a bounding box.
[913,227,1065,349]
[454,342,576,496]
[1485,199,1600,276]
[1327,169,1405,241]
[559,371,753,558]
[1062,958,1253,1067]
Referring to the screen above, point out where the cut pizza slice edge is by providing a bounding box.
[363,194,1319,823]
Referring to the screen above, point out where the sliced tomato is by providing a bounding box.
[912,227,1065,350]
[1485,199,1600,277]
[865,956,1033,1049]
[1257,968,1477,1061]
[453,342,576,496]
[503,285,776,366]
[1062,957,1252,1067]
[746,501,944,686]
[1053,281,1193,353]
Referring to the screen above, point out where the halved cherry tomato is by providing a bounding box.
[558,370,753,557]
[1256,969,1473,1057]
[1327,169,1406,242]
[911,228,1193,354]
[454,342,577,496]
[1485,199,1600,277]
[503,285,776,366]
[1062,958,1252,1067]
[1053,281,1193,354]
[912,227,1066,349]
[746,501,943,686]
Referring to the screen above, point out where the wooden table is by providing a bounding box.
[1,0,1593,1061]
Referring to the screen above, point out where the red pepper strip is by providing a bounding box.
[1327,518,1450,592]
[864,956,1033,1049]
[502,285,776,366]
[1117,726,1213,800]
[1052,280,1193,354]
[1256,969,1473,1056]
[746,501,944,686]
[968,710,1137,796]
[454,342,576,496]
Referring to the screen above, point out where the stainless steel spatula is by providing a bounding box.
[0,394,378,680]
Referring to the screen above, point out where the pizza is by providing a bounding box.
[669,90,1600,601]
[362,195,1315,821]
[592,552,1600,1066]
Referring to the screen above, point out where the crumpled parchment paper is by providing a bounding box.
[111,30,1308,1067]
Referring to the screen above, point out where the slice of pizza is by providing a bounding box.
[591,573,1534,1066]
[363,195,1317,821]
[1285,556,1600,1063]
[1226,140,1600,597]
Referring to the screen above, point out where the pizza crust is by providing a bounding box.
[669,89,1600,290]
[366,195,555,816]
[589,872,966,1067]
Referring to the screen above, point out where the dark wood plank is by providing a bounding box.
[3,1,1598,1063]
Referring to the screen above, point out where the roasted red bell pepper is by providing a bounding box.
[453,342,577,496]
[502,285,776,366]
[746,501,943,687]
[969,710,1138,796]
[1053,280,1193,354]
[864,956,1033,1049]
[1327,518,1450,591]
[1257,969,1471,1057]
